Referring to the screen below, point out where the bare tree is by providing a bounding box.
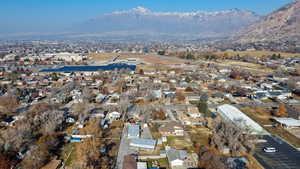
[0,91,18,114]
[0,153,14,169]
[19,144,50,169]
[210,118,257,155]
[198,147,227,169]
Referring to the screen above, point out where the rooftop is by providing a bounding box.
[128,124,140,138]
[218,104,267,135]
[272,117,300,127]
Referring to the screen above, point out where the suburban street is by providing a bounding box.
[254,135,300,169]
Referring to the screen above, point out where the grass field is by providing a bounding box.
[215,60,273,73]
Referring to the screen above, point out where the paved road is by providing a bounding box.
[115,124,135,169]
[254,135,300,169]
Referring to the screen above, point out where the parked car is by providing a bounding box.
[263,147,277,153]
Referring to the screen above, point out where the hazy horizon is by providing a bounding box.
[0,0,293,35]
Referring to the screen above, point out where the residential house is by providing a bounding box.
[187,106,201,119]
[159,122,184,136]
[166,147,198,169]
[106,111,121,122]
[266,90,292,100]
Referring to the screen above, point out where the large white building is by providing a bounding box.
[217,104,267,135]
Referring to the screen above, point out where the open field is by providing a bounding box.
[205,60,274,73]
[60,143,76,167]
[215,50,300,58]
[89,53,188,65]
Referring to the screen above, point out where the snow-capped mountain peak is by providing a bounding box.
[132,6,151,13]
[80,7,261,40]
[109,6,254,17]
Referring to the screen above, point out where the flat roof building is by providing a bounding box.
[272,117,300,128]
[129,138,157,150]
[217,104,267,135]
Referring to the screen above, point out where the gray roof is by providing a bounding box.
[130,138,157,149]
[166,148,188,162]
[272,117,300,127]
[128,125,140,137]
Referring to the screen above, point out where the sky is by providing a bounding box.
[0,0,293,34]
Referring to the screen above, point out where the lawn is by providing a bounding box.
[60,143,77,167]
[141,158,170,169]
[167,136,193,151]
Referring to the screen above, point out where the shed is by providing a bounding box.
[272,117,300,128]
[137,162,147,169]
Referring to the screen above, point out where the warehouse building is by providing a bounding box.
[217,104,267,135]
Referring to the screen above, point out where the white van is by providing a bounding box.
[263,147,277,153]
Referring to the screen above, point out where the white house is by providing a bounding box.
[187,106,201,118]
[106,111,121,122]
[137,162,147,169]
[166,146,198,169]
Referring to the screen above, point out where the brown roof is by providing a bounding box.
[123,155,137,169]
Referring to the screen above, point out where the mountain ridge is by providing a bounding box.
[74,6,262,40]
[234,0,300,43]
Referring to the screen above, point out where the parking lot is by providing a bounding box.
[254,135,300,169]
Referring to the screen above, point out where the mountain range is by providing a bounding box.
[72,6,261,40]
[234,0,300,44]
[2,1,300,46]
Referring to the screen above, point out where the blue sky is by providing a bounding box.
[0,0,293,34]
